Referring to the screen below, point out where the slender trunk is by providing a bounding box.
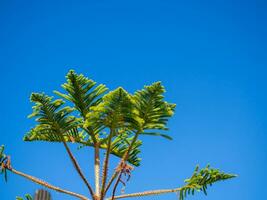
[62,140,95,198]
[107,187,181,199]
[94,143,100,198]
[9,168,89,200]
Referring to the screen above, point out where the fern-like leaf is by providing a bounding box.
[85,87,141,130]
[54,70,108,118]
[179,165,237,200]
[83,88,142,165]
[0,145,8,182]
[16,194,33,200]
[24,93,81,143]
[133,82,175,138]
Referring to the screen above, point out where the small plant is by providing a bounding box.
[1,70,236,200]
[16,194,33,200]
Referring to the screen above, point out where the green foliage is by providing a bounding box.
[54,70,107,140]
[84,87,142,165]
[85,87,140,130]
[54,70,107,119]
[16,194,33,200]
[179,165,237,200]
[133,82,176,139]
[23,71,176,167]
[24,93,81,143]
[0,145,8,182]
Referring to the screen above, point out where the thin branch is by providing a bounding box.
[104,132,139,194]
[9,168,89,200]
[104,171,117,195]
[106,187,181,199]
[100,128,114,199]
[62,140,95,198]
[111,171,123,200]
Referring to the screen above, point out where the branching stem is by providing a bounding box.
[111,171,123,200]
[106,187,182,199]
[62,140,95,198]
[104,132,139,194]
[9,168,89,200]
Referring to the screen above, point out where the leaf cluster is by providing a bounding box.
[24,93,82,143]
[16,194,33,200]
[0,145,8,182]
[24,70,175,166]
[179,165,237,200]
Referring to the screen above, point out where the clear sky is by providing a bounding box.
[0,0,267,200]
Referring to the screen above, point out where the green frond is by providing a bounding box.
[179,165,237,200]
[133,82,176,138]
[24,128,87,144]
[140,132,173,140]
[24,93,82,143]
[0,145,8,182]
[16,194,33,200]
[54,70,108,118]
[85,87,140,130]
[0,145,4,158]
[82,83,175,165]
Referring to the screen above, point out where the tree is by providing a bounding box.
[0,70,236,200]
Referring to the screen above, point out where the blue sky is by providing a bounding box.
[0,0,267,199]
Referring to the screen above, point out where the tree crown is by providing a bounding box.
[1,70,236,200]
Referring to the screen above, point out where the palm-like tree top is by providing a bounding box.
[24,70,176,166]
[1,70,236,200]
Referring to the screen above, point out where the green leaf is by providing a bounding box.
[25,194,33,200]
[85,87,140,130]
[16,194,33,200]
[140,132,173,140]
[24,128,87,144]
[4,169,7,182]
[0,145,4,157]
[24,93,82,143]
[133,82,175,135]
[179,165,237,200]
[0,145,8,182]
[54,70,108,118]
